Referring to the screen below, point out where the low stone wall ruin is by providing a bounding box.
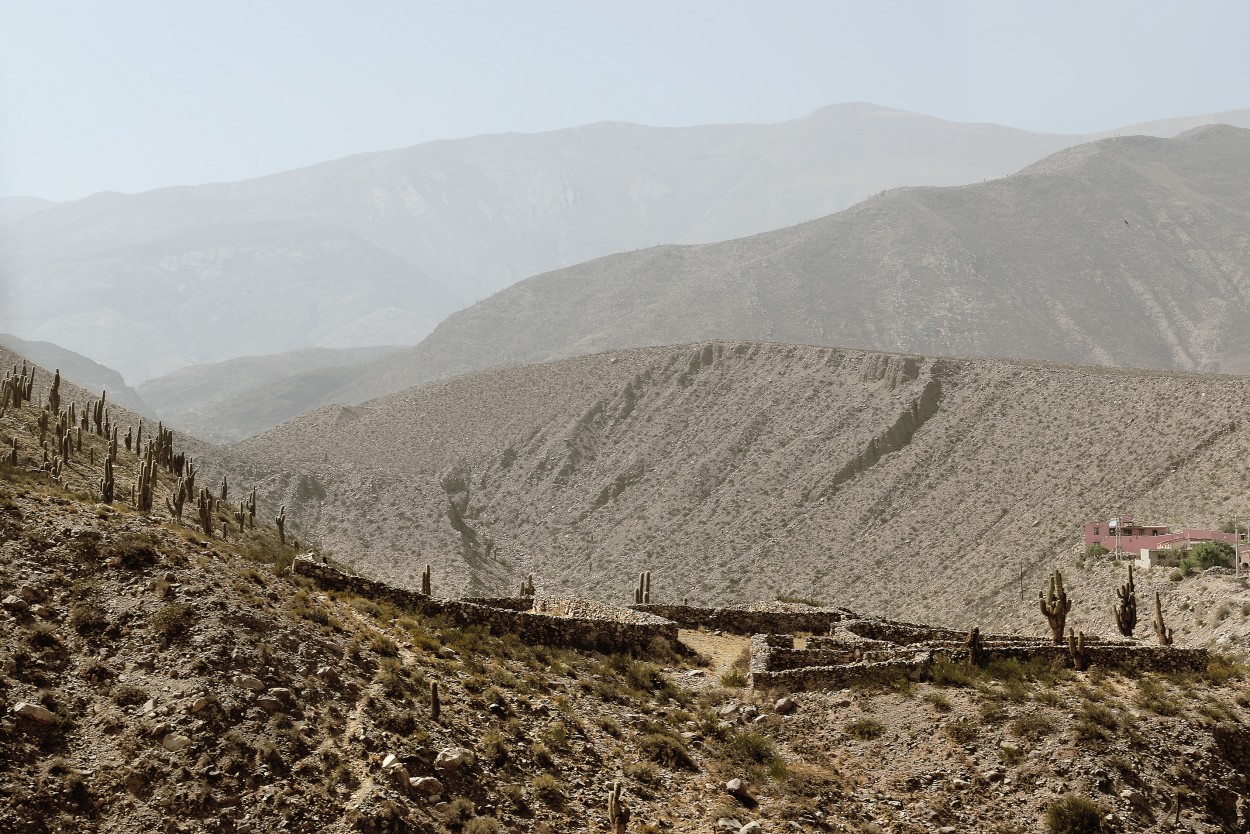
[631,603,846,636]
[750,627,1210,691]
[293,558,678,655]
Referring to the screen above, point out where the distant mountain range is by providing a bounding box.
[283,125,1250,416]
[6,103,1249,384]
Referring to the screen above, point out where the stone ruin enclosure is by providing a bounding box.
[292,557,1209,689]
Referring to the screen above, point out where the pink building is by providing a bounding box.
[1083,517,1239,553]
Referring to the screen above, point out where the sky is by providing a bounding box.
[2,0,1248,201]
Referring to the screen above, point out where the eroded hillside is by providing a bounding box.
[241,341,1250,635]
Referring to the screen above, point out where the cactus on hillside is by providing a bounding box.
[1067,627,1089,671]
[430,680,440,721]
[1114,564,1137,637]
[633,571,652,605]
[608,780,630,833]
[47,369,60,415]
[421,564,432,596]
[166,477,187,522]
[965,626,985,667]
[276,505,286,545]
[99,456,114,504]
[1153,591,1174,646]
[198,488,214,537]
[1039,570,1072,645]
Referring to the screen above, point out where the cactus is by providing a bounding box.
[7,437,17,467]
[235,501,246,533]
[965,626,985,667]
[124,425,132,452]
[1153,591,1174,646]
[430,680,440,721]
[135,454,156,513]
[47,369,60,415]
[1067,628,1089,671]
[1114,564,1137,637]
[421,564,432,596]
[99,456,114,504]
[1039,570,1071,645]
[247,487,257,526]
[166,477,187,522]
[276,505,286,545]
[220,474,228,502]
[634,571,651,605]
[198,488,214,537]
[520,574,535,597]
[37,409,48,444]
[608,780,629,833]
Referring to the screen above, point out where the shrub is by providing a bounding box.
[442,797,476,829]
[463,819,501,834]
[1190,541,1234,569]
[481,731,509,766]
[105,534,159,570]
[70,601,108,635]
[944,718,978,743]
[530,773,564,807]
[1214,604,1231,622]
[1044,795,1103,834]
[625,760,661,787]
[149,603,194,643]
[1010,711,1055,740]
[719,668,748,688]
[639,732,696,770]
[923,692,953,713]
[1084,543,1109,560]
[928,657,976,688]
[845,718,885,740]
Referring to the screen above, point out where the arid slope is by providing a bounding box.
[242,341,1250,633]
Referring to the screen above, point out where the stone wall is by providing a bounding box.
[749,626,1210,692]
[533,595,672,625]
[293,558,678,655]
[632,603,845,635]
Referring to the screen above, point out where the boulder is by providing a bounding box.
[726,777,756,806]
[233,675,265,691]
[162,733,192,752]
[774,696,798,715]
[410,776,443,797]
[12,702,56,723]
[434,747,475,771]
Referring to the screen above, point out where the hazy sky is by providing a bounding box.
[2,1,1247,201]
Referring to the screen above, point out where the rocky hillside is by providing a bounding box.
[7,105,1250,384]
[2,460,1249,834]
[237,340,1250,640]
[314,125,1250,413]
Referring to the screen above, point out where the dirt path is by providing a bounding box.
[678,629,752,688]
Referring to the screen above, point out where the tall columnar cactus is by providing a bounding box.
[965,626,985,667]
[99,456,115,504]
[520,574,535,597]
[608,780,629,833]
[421,564,432,596]
[198,488,214,537]
[37,410,48,444]
[92,392,106,435]
[429,680,440,721]
[47,369,60,415]
[235,501,246,533]
[1153,591,1174,646]
[166,477,187,522]
[1067,628,1089,671]
[276,505,286,545]
[1114,564,1138,637]
[6,437,18,466]
[634,571,652,605]
[220,474,228,502]
[1039,569,1072,645]
[135,420,143,451]
[124,425,133,452]
[247,487,257,526]
[135,455,155,513]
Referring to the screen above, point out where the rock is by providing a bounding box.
[410,776,443,797]
[139,698,157,716]
[2,595,28,613]
[267,687,293,701]
[686,669,706,677]
[162,734,192,752]
[434,747,475,771]
[741,705,759,719]
[726,777,756,805]
[718,703,740,718]
[12,702,56,723]
[382,753,398,770]
[739,822,762,833]
[19,586,44,602]
[256,696,284,712]
[233,675,265,691]
[29,604,53,619]
[716,819,742,832]
[188,696,214,714]
[774,696,798,715]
